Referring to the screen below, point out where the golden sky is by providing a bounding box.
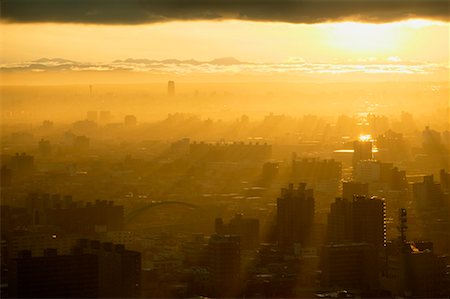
[1,20,448,64]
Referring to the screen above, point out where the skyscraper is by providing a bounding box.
[207,234,241,297]
[168,80,175,96]
[353,140,373,170]
[277,183,315,251]
[327,195,386,248]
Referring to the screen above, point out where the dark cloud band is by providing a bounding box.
[1,0,448,24]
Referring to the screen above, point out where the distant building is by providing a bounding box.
[381,209,448,297]
[327,196,386,248]
[277,183,315,250]
[168,81,175,96]
[207,234,241,297]
[124,115,137,126]
[353,140,372,170]
[9,153,34,176]
[412,175,444,211]
[26,193,124,234]
[9,249,99,298]
[342,181,369,200]
[320,242,379,291]
[86,111,98,122]
[99,111,111,124]
[215,214,259,250]
[38,139,51,156]
[291,157,341,194]
[9,239,141,298]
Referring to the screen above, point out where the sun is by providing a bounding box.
[326,22,398,53]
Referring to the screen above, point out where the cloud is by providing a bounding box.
[1,0,448,25]
[1,57,447,76]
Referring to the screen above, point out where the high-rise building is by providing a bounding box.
[342,181,369,200]
[9,249,99,298]
[124,115,137,126]
[353,140,372,170]
[381,209,448,297]
[277,183,315,250]
[9,240,141,298]
[207,234,241,297]
[99,111,111,124]
[327,196,386,248]
[320,242,379,291]
[412,175,444,211]
[168,80,175,96]
[215,214,259,250]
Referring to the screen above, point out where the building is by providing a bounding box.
[381,209,448,297]
[291,157,341,194]
[124,115,137,126]
[327,196,386,248]
[207,234,241,297]
[8,240,141,298]
[277,183,315,250]
[412,175,444,211]
[215,214,259,250]
[320,242,378,291]
[168,80,175,96]
[8,249,99,298]
[342,181,369,200]
[352,140,372,170]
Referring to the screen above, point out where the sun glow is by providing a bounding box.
[327,22,398,53]
[359,134,372,142]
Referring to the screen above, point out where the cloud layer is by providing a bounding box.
[1,57,446,77]
[1,0,448,24]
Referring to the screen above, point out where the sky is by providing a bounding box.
[0,0,448,83]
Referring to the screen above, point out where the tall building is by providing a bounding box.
[8,249,99,298]
[412,175,444,211]
[9,240,141,298]
[207,234,241,297]
[215,214,259,250]
[277,183,315,250]
[327,196,386,248]
[291,157,342,194]
[381,209,448,297]
[342,181,369,200]
[352,140,372,170]
[320,242,378,291]
[124,115,137,126]
[168,80,175,96]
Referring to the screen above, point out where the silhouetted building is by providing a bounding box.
[99,111,111,124]
[73,135,90,151]
[291,157,341,194]
[9,249,99,298]
[353,140,372,170]
[9,240,141,298]
[0,166,12,187]
[168,80,175,96]
[38,139,51,156]
[412,175,444,211]
[327,196,386,248]
[124,115,137,126]
[320,242,378,291]
[207,234,241,297]
[9,153,34,176]
[440,169,450,193]
[381,210,448,297]
[277,183,314,251]
[342,181,369,200]
[215,214,259,250]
